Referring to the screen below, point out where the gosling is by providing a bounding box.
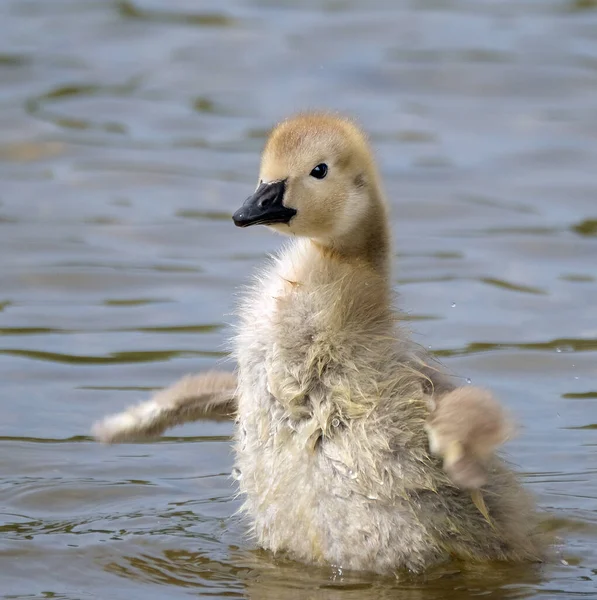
[93,112,545,575]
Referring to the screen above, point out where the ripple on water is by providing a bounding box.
[116,0,237,27]
[0,348,227,365]
[435,338,597,358]
[572,219,597,237]
[2,0,597,598]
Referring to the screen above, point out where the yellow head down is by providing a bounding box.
[232,112,387,248]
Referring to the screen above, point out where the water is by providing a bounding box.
[1,0,597,598]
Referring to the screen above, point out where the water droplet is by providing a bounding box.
[366,492,379,500]
[332,418,340,428]
[556,347,562,353]
[231,467,242,481]
[428,345,432,349]
[451,302,456,308]
[330,460,358,480]
[574,376,579,380]
[331,565,345,579]
[466,378,472,384]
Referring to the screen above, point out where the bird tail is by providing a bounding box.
[91,371,237,443]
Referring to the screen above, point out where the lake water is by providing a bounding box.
[1,0,597,598]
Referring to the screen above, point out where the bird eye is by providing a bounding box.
[309,163,328,179]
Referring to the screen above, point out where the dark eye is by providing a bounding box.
[310,163,328,179]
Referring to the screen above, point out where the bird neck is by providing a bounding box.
[312,188,391,280]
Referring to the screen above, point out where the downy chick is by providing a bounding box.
[92,112,546,575]
[229,112,545,573]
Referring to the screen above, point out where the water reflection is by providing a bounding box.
[107,546,547,600]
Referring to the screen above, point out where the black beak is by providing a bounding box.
[232,180,296,228]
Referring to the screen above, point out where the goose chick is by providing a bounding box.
[231,112,545,574]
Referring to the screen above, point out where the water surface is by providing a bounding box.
[1,0,597,598]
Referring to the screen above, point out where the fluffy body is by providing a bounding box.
[234,238,541,574]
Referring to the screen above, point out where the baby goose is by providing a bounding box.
[231,112,543,573]
[93,112,545,574]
